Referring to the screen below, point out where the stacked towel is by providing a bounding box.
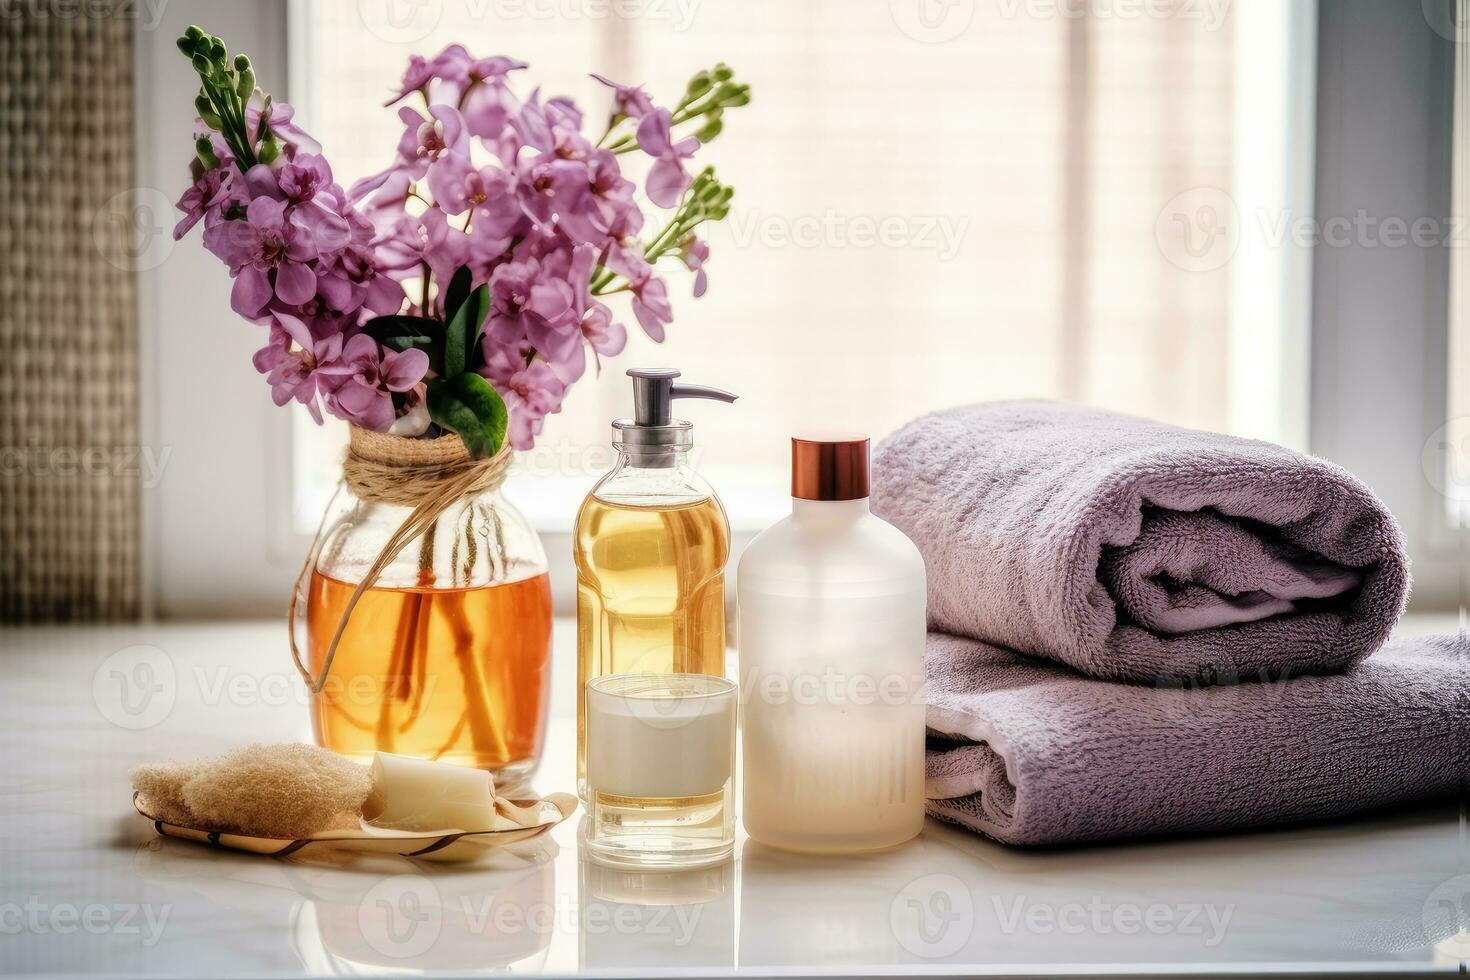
[923,633,1464,845]
[873,400,1409,684]
[872,400,1462,845]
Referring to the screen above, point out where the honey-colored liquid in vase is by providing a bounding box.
[306,570,552,781]
[574,495,730,800]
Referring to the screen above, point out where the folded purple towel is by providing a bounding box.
[872,401,1409,683]
[925,630,1466,845]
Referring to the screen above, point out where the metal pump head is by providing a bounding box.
[614,368,737,463]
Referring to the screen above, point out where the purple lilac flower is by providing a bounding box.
[481,348,568,450]
[546,96,583,131]
[554,149,638,244]
[317,224,404,316]
[680,235,710,297]
[245,97,321,155]
[243,161,352,254]
[318,334,430,432]
[484,257,579,362]
[203,196,319,316]
[384,43,473,105]
[591,74,655,121]
[349,104,471,203]
[512,92,596,163]
[548,244,625,382]
[516,156,593,231]
[173,164,241,239]
[636,109,699,207]
[607,242,673,341]
[436,162,523,244]
[251,312,343,423]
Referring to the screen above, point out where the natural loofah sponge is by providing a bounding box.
[129,758,196,827]
[131,743,373,839]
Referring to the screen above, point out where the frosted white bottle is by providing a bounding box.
[737,435,927,853]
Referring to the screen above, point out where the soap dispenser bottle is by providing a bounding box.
[574,368,737,801]
[738,435,927,852]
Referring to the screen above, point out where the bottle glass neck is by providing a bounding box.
[595,446,714,507]
[792,496,870,522]
[613,445,692,471]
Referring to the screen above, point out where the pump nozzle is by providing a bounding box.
[615,368,737,464]
[627,368,738,427]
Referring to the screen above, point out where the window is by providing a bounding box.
[289,0,1310,535]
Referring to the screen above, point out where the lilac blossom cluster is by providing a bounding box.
[172,27,744,454]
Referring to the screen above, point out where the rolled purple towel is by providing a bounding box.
[872,401,1409,683]
[924,630,1466,845]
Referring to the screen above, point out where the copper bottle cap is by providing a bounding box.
[791,435,870,501]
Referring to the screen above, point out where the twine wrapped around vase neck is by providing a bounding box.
[288,426,514,694]
[342,426,513,506]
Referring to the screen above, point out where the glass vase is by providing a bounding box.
[294,430,552,786]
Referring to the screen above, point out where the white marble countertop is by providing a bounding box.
[0,618,1464,978]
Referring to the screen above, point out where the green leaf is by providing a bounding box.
[444,265,472,321]
[426,373,508,458]
[444,283,489,378]
[448,373,508,455]
[377,333,439,360]
[363,314,441,343]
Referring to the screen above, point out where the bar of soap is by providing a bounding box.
[363,753,497,832]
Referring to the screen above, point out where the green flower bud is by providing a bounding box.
[233,53,250,72]
[713,63,733,81]
[195,136,220,170]
[209,39,226,63]
[184,25,203,40]
[175,36,194,56]
[191,53,212,76]
[717,83,749,107]
[686,72,712,99]
[255,95,273,141]
[194,93,222,129]
[258,133,281,165]
[236,67,255,100]
[694,108,723,143]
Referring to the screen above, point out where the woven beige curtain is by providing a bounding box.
[0,11,140,621]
